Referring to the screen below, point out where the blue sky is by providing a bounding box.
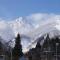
[0,0,60,20]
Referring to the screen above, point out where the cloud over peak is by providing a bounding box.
[0,13,60,44]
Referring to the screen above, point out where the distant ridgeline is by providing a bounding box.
[25,34,60,60]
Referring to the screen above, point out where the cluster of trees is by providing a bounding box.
[43,34,60,55]
[0,33,23,60]
[0,33,60,60]
[27,34,60,60]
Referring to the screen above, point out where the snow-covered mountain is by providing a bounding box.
[25,20,60,52]
[0,13,60,53]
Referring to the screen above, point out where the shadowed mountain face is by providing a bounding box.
[26,28,60,52]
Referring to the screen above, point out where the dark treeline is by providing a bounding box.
[26,34,60,60]
[0,33,60,60]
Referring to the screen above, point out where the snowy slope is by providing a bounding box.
[21,16,60,52]
[21,20,60,52]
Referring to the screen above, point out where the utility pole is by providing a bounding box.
[11,48,12,60]
[56,43,59,60]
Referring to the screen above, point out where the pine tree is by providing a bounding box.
[12,33,23,60]
[36,42,41,49]
[35,42,41,60]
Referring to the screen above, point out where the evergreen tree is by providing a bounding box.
[36,42,41,49]
[12,33,23,60]
[43,34,50,49]
[51,37,60,55]
[35,42,41,60]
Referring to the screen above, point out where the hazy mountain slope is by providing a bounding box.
[0,13,60,52]
[27,20,57,39]
[22,20,60,52]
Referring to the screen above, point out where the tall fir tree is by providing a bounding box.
[12,33,23,60]
[36,42,41,49]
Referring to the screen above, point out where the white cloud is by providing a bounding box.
[25,13,58,27]
[0,20,14,42]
